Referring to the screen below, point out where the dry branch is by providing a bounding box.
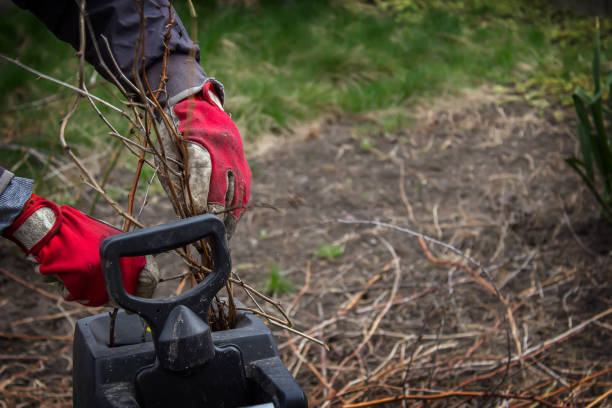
[341,390,563,408]
[0,344,71,392]
[0,267,77,306]
[0,332,72,342]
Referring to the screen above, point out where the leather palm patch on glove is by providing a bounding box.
[2,195,159,307]
[157,80,251,239]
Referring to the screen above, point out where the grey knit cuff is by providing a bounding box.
[167,77,225,107]
[0,176,34,232]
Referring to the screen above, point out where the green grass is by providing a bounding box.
[0,0,604,196]
[193,0,603,132]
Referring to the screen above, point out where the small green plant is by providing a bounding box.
[263,263,292,296]
[413,180,423,193]
[565,19,612,222]
[360,138,374,153]
[315,242,344,260]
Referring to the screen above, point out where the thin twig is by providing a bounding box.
[89,139,123,215]
[514,307,612,363]
[287,261,311,316]
[268,320,328,350]
[0,54,129,118]
[341,390,563,408]
[331,237,403,397]
[338,219,489,275]
[0,332,72,342]
[108,308,119,347]
[583,387,612,408]
[0,267,72,305]
[11,309,84,327]
[0,344,71,391]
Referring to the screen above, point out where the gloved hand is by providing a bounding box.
[156,80,251,240]
[2,194,160,307]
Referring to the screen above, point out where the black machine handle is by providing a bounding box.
[100,214,230,344]
[91,215,308,407]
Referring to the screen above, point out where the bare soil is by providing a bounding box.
[1,87,610,407]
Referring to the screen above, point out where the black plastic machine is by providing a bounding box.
[73,215,307,408]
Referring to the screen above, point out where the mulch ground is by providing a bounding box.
[1,87,610,407]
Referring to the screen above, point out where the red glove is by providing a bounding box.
[2,195,158,306]
[157,80,251,239]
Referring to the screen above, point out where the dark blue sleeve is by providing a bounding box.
[0,167,33,231]
[12,0,207,105]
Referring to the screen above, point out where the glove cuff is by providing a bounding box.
[2,194,61,255]
[167,78,225,108]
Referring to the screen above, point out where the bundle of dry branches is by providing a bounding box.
[0,0,296,335]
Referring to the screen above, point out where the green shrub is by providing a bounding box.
[565,19,612,222]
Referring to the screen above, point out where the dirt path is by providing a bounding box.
[1,87,610,407]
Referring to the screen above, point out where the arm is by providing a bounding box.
[12,0,251,236]
[1,1,249,305]
[0,166,159,306]
[12,0,206,105]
